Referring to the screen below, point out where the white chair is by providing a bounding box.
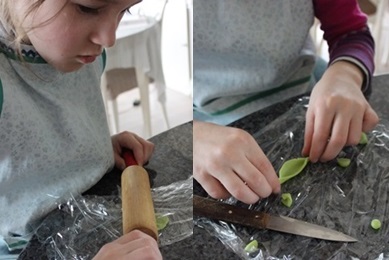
[102,0,169,137]
[368,0,389,67]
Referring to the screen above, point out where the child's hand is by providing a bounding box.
[194,121,281,204]
[303,61,379,162]
[93,230,162,260]
[111,131,155,169]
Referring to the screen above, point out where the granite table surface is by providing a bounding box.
[19,122,195,259]
[193,73,389,260]
[19,74,389,259]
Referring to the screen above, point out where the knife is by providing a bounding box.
[193,195,357,242]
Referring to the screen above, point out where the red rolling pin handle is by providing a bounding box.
[123,149,138,166]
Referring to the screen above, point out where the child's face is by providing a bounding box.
[17,0,140,72]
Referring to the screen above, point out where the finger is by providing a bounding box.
[120,231,161,258]
[309,110,334,163]
[302,109,315,157]
[347,115,363,146]
[119,132,145,165]
[244,152,280,194]
[139,139,155,164]
[115,230,144,244]
[116,230,155,245]
[320,115,349,162]
[127,246,162,259]
[234,161,274,199]
[95,231,160,259]
[362,105,379,132]
[195,172,230,200]
[114,152,126,170]
[219,171,260,204]
[131,135,155,165]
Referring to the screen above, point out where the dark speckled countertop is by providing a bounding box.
[192,74,389,260]
[19,75,388,259]
[19,122,194,260]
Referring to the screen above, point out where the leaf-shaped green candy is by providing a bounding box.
[337,158,351,168]
[155,214,169,231]
[279,157,309,184]
[359,132,368,145]
[244,239,258,253]
[281,193,293,207]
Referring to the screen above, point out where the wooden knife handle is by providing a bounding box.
[121,165,158,241]
[193,195,269,229]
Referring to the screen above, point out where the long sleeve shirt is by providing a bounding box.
[193,0,374,125]
[314,0,374,93]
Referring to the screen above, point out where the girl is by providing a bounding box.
[0,0,161,259]
[193,0,379,204]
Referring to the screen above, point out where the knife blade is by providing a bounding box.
[193,195,357,242]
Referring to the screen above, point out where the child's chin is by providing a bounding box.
[54,62,84,73]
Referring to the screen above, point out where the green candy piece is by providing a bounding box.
[155,214,169,231]
[281,193,293,207]
[244,239,258,253]
[371,219,381,230]
[359,132,368,145]
[337,158,351,168]
[279,157,309,184]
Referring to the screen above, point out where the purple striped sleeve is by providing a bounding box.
[329,27,375,93]
[313,0,375,94]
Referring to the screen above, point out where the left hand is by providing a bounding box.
[302,61,379,162]
[92,230,162,260]
[111,131,155,169]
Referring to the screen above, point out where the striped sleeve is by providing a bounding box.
[313,0,375,95]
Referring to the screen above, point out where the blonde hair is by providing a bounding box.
[0,2,15,40]
[0,0,57,57]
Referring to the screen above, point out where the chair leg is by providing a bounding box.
[380,0,389,66]
[135,68,152,138]
[372,0,388,66]
[101,73,117,134]
[112,99,120,134]
[160,102,170,129]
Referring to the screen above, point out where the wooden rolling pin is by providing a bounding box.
[121,149,158,241]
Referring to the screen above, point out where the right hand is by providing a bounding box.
[93,230,162,260]
[193,121,281,204]
[111,131,155,170]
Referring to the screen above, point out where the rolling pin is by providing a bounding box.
[121,149,158,241]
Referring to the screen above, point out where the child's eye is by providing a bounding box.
[77,5,100,14]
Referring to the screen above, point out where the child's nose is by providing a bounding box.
[91,20,117,48]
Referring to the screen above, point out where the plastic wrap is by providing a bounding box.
[194,97,389,259]
[30,176,193,259]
